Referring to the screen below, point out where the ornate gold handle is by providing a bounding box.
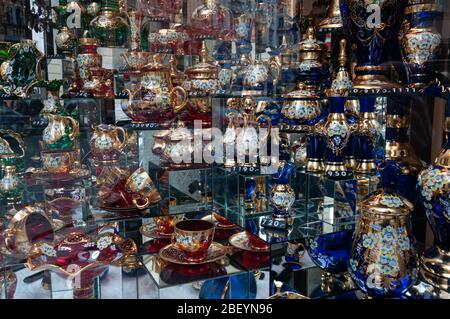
[256,114,272,142]
[133,195,150,210]
[0,129,25,158]
[66,116,79,140]
[171,86,188,114]
[116,126,128,151]
[4,229,15,253]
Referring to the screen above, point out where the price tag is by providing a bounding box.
[261,218,288,230]
[325,170,354,181]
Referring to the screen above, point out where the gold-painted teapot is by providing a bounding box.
[123,54,187,127]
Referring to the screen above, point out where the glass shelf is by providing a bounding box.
[141,254,248,290]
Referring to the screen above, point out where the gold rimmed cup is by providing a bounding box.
[172,219,215,262]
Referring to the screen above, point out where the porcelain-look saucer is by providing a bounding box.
[139,224,172,239]
[229,231,270,252]
[159,242,227,265]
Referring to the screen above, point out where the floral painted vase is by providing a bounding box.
[348,188,418,298]
[269,161,296,225]
[418,111,450,292]
[323,95,353,179]
[400,3,442,88]
[0,165,23,202]
[354,96,377,174]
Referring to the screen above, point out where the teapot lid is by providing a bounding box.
[359,189,413,216]
[185,42,219,78]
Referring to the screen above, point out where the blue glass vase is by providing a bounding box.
[354,96,377,174]
[418,106,450,292]
[323,96,353,180]
[400,4,442,89]
[269,161,296,225]
[340,0,405,89]
[383,96,423,202]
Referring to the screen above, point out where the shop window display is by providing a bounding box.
[0,0,449,301]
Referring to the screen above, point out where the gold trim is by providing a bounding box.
[405,4,441,15]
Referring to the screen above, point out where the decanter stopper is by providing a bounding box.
[338,38,347,68]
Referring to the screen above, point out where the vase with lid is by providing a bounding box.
[318,0,345,68]
[348,164,418,298]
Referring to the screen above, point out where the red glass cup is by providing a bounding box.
[172,219,215,262]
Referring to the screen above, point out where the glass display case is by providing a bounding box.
[1,0,450,300]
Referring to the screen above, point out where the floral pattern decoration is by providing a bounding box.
[403,31,441,66]
[96,235,113,251]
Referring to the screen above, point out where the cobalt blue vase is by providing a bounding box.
[269,161,296,225]
[418,107,450,292]
[400,3,442,89]
[323,96,353,180]
[354,96,377,174]
[383,96,423,202]
[340,0,406,89]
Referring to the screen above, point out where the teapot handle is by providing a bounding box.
[171,86,188,114]
[66,116,80,140]
[0,130,25,158]
[133,195,150,210]
[256,114,272,142]
[116,126,128,151]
